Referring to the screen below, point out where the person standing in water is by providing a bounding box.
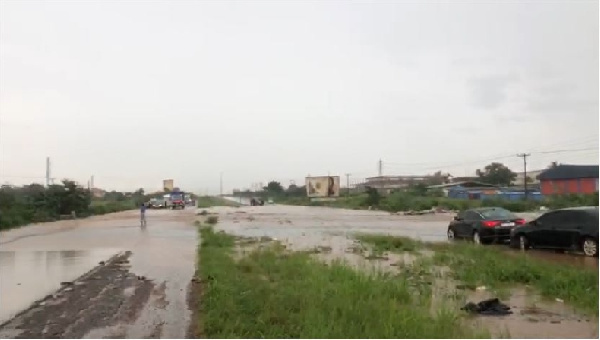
[140,203,147,228]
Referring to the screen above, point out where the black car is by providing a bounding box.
[447,207,525,244]
[510,206,599,257]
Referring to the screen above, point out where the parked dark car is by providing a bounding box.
[447,207,525,244]
[509,206,599,257]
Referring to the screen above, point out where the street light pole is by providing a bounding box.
[220,172,224,197]
[345,173,351,197]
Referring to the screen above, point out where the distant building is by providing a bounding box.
[538,165,599,195]
[513,169,544,186]
[427,181,543,201]
[427,181,499,198]
[446,176,479,183]
[90,188,106,198]
[363,175,440,194]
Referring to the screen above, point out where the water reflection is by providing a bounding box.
[0,249,120,323]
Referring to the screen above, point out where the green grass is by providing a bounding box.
[196,226,488,338]
[431,243,599,315]
[355,234,422,253]
[357,235,599,315]
[196,196,241,208]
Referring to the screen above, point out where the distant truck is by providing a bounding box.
[169,191,186,210]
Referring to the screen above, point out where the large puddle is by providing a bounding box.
[0,249,121,323]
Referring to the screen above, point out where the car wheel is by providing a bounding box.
[472,231,481,245]
[519,235,530,251]
[447,228,455,241]
[582,238,598,257]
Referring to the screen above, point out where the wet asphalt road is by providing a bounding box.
[0,209,197,337]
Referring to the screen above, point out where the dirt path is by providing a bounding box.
[0,209,198,338]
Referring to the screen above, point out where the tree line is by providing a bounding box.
[0,181,148,230]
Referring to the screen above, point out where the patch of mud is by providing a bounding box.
[0,251,155,339]
[466,288,598,338]
[186,273,202,339]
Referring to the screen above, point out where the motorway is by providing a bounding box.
[0,209,197,338]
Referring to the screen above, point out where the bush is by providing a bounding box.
[0,181,92,230]
[545,194,598,210]
[206,215,219,225]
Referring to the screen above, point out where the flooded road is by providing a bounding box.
[215,203,597,270]
[0,249,120,323]
[0,203,595,338]
[211,204,598,338]
[0,209,197,338]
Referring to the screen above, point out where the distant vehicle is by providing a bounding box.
[169,191,186,210]
[267,198,274,205]
[510,206,599,257]
[149,198,165,209]
[250,198,265,206]
[447,207,525,245]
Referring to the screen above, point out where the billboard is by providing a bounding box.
[163,179,174,192]
[306,176,340,198]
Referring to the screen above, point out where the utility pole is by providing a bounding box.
[220,172,223,197]
[378,159,383,177]
[45,157,50,187]
[91,175,94,189]
[345,173,351,197]
[517,153,531,200]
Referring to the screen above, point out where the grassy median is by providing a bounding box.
[358,235,599,315]
[195,226,488,338]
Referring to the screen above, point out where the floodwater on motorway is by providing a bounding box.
[211,204,598,338]
[213,203,599,273]
[0,249,121,323]
[0,209,198,338]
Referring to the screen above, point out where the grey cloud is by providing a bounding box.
[467,75,518,110]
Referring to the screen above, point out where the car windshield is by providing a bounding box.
[479,208,515,220]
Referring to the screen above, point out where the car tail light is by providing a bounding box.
[515,219,525,225]
[482,221,500,228]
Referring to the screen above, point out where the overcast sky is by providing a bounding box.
[1,0,598,193]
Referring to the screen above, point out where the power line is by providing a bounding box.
[536,147,599,155]
[381,146,598,174]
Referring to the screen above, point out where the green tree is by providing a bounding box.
[286,184,306,197]
[365,186,381,206]
[264,181,284,194]
[476,162,516,186]
[406,183,428,196]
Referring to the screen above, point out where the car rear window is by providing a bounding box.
[480,208,515,220]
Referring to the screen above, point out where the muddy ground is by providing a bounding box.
[210,204,599,339]
[0,205,597,338]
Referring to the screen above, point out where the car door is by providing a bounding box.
[552,211,588,249]
[527,212,556,247]
[452,211,468,237]
[463,211,483,236]
[550,211,581,249]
